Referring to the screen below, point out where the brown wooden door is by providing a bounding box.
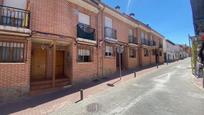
[56,51,64,78]
[31,48,47,80]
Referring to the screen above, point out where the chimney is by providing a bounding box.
[129,13,135,17]
[115,5,120,12]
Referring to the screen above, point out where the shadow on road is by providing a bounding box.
[0,64,161,115]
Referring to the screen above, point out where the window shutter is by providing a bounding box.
[78,12,90,25]
[105,17,112,28]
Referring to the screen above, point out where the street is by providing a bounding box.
[51,58,204,115]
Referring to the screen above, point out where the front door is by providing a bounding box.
[155,50,159,64]
[55,51,65,78]
[31,48,47,80]
[116,52,124,70]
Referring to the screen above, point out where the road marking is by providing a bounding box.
[108,72,174,115]
[153,71,175,84]
[108,89,155,115]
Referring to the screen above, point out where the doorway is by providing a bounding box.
[55,50,65,78]
[116,52,125,70]
[155,50,159,64]
[31,48,47,80]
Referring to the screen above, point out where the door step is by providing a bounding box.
[30,78,70,91]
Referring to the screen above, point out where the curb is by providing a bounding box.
[191,76,204,91]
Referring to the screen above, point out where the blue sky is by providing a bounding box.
[102,0,194,45]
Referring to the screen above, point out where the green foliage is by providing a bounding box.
[191,40,197,73]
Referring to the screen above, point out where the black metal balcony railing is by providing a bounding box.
[141,38,146,45]
[149,40,153,46]
[149,40,156,46]
[153,41,156,46]
[142,38,156,46]
[77,23,95,41]
[104,27,117,40]
[143,39,149,46]
[128,36,138,44]
[148,40,151,46]
[0,5,30,28]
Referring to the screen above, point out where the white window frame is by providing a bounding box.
[105,45,114,57]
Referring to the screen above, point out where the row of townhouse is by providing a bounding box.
[163,39,190,62]
[0,0,164,101]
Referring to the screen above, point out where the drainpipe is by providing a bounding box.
[96,8,100,79]
[99,6,105,78]
[96,4,105,79]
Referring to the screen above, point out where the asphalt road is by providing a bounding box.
[51,58,204,115]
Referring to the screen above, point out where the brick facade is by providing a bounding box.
[0,36,31,101]
[0,0,166,101]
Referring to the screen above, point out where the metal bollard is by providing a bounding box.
[134,72,136,78]
[80,89,84,100]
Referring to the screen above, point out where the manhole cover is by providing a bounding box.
[86,103,102,113]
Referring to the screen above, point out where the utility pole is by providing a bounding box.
[117,45,124,80]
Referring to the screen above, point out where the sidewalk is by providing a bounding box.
[0,62,175,115]
[192,76,204,90]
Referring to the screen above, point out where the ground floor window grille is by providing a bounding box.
[129,48,136,58]
[105,45,114,57]
[0,41,25,63]
[77,45,93,62]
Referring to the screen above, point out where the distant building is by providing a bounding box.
[163,39,190,62]
[163,39,176,62]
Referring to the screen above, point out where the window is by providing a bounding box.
[105,45,114,57]
[129,48,136,58]
[78,12,90,25]
[105,17,112,28]
[145,33,148,39]
[77,46,93,62]
[129,29,133,36]
[141,31,145,43]
[4,0,27,9]
[141,31,145,39]
[0,41,25,63]
[144,48,149,57]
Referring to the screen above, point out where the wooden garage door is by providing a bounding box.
[56,51,64,78]
[31,48,47,80]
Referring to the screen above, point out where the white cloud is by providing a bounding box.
[126,0,132,13]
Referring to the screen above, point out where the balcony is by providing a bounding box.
[77,23,95,41]
[148,40,151,46]
[0,5,30,35]
[104,27,117,40]
[0,5,30,28]
[141,39,156,46]
[143,39,149,46]
[149,40,156,46]
[128,36,138,44]
[153,41,156,46]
